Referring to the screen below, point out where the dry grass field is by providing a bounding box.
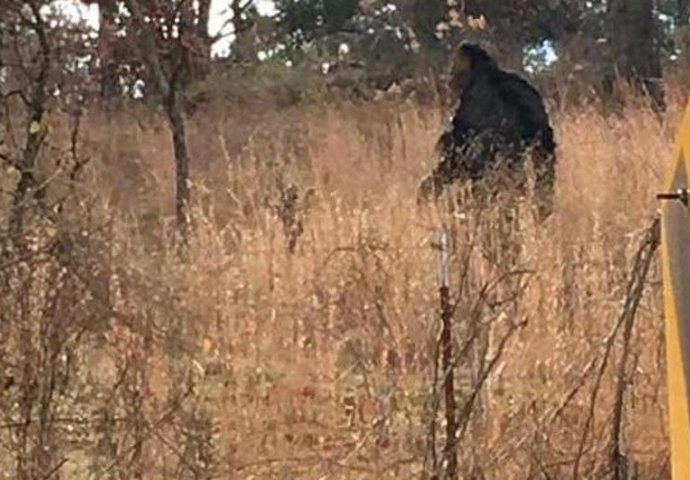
[0,93,682,479]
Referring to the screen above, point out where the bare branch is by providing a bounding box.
[0,89,29,106]
[122,0,171,99]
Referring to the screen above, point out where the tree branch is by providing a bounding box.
[122,0,171,99]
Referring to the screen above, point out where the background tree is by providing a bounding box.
[119,0,212,236]
[267,0,597,95]
[1,1,95,232]
[76,0,122,98]
[228,0,260,63]
[608,0,665,108]
[459,0,584,71]
[57,0,690,107]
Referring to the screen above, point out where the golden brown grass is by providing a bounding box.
[0,94,682,479]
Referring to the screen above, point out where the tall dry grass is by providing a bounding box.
[0,94,681,479]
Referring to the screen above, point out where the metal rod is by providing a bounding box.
[437,229,458,480]
[657,188,689,206]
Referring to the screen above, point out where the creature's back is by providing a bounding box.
[493,69,555,153]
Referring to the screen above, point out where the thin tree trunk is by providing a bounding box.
[13,108,46,216]
[123,0,192,236]
[98,1,120,98]
[198,0,212,36]
[167,100,191,232]
[608,0,664,109]
[230,0,258,63]
[197,0,213,58]
[677,0,690,87]
[679,0,689,26]
[11,1,50,236]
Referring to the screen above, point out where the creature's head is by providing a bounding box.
[448,42,496,96]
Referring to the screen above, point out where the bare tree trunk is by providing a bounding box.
[198,0,212,36]
[230,0,258,63]
[13,107,46,221]
[168,101,191,233]
[98,1,120,98]
[197,0,213,58]
[679,0,689,26]
[10,1,50,237]
[608,0,664,109]
[676,0,690,86]
[123,0,192,235]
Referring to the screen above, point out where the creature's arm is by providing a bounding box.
[435,102,502,179]
[432,122,460,178]
[418,80,496,202]
[499,75,556,151]
[418,117,482,202]
[416,119,461,201]
[432,115,473,177]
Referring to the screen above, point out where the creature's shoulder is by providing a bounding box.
[494,69,544,103]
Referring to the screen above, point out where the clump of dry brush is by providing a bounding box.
[0,95,679,479]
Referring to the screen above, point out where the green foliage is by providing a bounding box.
[274,0,360,49]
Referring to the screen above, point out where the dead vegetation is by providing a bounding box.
[0,94,679,479]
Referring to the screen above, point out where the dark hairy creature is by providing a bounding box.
[419,43,556,216]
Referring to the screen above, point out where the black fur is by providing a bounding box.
[420,43,556,212]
